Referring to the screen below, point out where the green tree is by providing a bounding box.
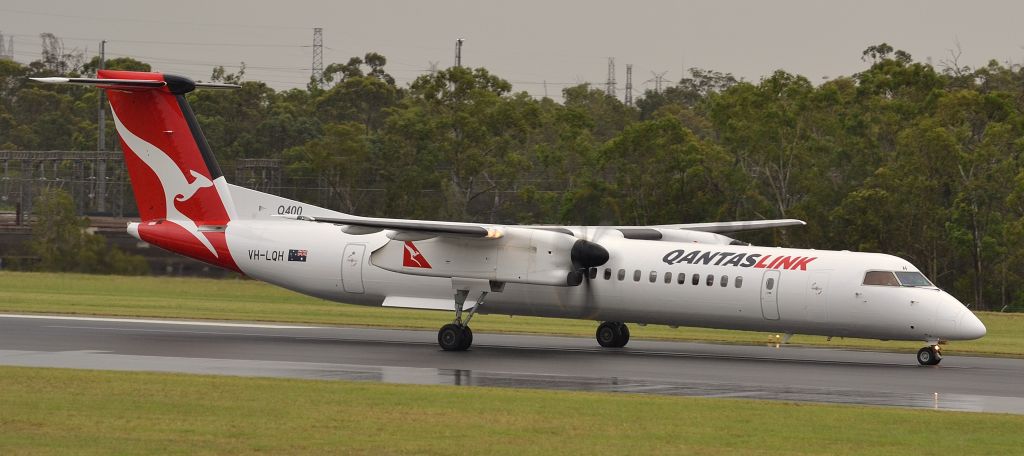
[29,189,148,275]
[284,122,374,213]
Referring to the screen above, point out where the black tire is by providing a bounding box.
[615,323,630,348]
[438,324,466,351]
[596,322,618,347]
[917,346,941,366]
[458,326,474,351]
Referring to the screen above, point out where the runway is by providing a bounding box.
[2,313,1023,414]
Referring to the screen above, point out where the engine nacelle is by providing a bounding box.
[369,227,585,286]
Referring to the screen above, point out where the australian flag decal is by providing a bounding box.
[288,249,308,262]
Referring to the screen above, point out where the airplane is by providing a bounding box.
[32,70,987,366]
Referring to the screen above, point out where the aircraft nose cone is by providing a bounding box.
[957,311,987,340]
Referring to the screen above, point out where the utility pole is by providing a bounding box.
[605,57,616,98]
[311,27,323,87]
[96,40,107,213]
[97,40,106,151]
[455,38,464,67]
[624,64,633,107]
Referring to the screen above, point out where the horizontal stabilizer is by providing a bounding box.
[30,77,240,91]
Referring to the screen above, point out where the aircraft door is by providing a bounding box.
[805,272,830,322]
[341,244,366,294]
[760,270,781,320]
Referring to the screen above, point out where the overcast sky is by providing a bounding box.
[2,1,1023,100]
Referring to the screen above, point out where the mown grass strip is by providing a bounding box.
[0,271,1020,357]
[0,366,1022,455]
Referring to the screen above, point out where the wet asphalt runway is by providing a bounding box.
[1,314,1022,414]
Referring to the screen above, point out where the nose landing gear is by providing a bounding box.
[917,345,942,366]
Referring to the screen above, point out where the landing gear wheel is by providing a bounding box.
[438,323,469,351]
[458,326,473,351]
[596,322,629,348]
[618,323,630,347]
[917,345,942,366]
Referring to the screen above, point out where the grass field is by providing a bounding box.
[1,365,1022,455]
[0,271,1021,357]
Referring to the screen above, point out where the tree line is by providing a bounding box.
[1,38,1022,311]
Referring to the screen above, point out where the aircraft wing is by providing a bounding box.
[654,219,806,233]
[288,215,805,240]
[290,215,503,239]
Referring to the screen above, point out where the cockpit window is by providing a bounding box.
[895,271,933,287]
[863,270,934,287]
[863,271,899,286]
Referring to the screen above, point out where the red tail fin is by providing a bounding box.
[99,70,239,271]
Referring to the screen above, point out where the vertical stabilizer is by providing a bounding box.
[29,71,242,270]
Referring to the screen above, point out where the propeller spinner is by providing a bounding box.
[567,239,610,286]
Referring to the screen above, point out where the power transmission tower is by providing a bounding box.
[605,57,616,98]
[0,31,12,60]
[648,71,668,94]
[624,64,633,106]
[311,27,323,86]
[428,61,439,75]
[455,38,464,67]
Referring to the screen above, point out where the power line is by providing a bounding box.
[5,32,310,49]
[0,7,310,30]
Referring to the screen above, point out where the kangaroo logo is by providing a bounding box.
[402,241,432,268]
[110,106,219,257]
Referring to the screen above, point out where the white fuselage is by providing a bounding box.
[221,217,984,343]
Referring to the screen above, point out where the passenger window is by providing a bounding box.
[589,267,598,280]
[735,276,743,288]
[677,273,686,284]
[766,278,775,290]
[633,270,641,282]
[604,268,612,280]
[649,271,658,283]
[706,274,715,286]
[617,269,625,281]
[692,274,700,285]
[863,271,899,286]
[664,272,672,284]
[721,275,728,287]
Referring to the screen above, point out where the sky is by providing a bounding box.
[2,0,1023,100]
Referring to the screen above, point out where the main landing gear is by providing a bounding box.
[596,321,630,348]
[437,288,487,351]
[917,344,942,366]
